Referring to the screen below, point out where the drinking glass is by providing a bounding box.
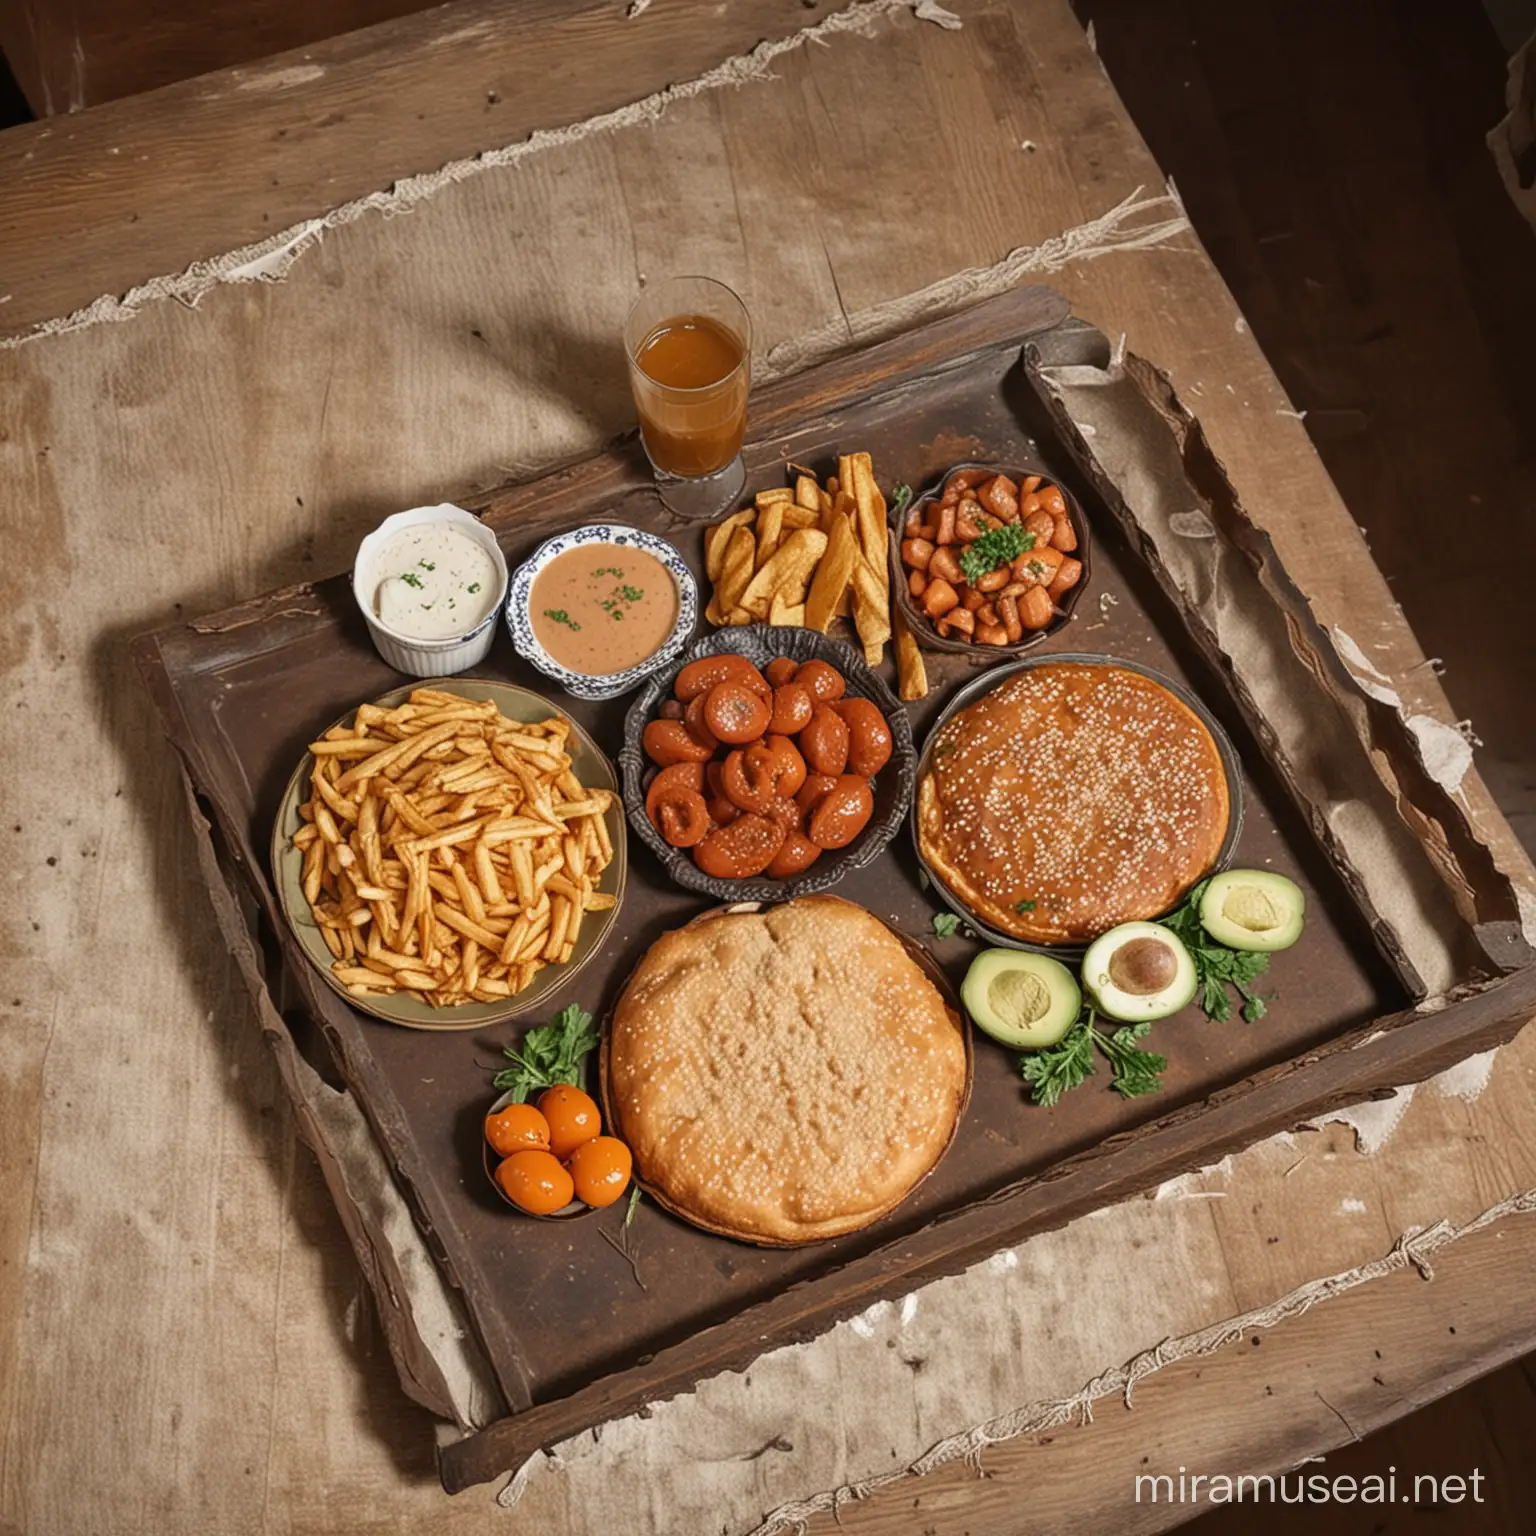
[624,276,751,518]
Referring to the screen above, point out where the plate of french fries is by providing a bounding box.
[703,451,930,703]
[270,680,625,1030]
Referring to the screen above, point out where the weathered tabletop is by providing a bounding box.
[2,1,1533,1533]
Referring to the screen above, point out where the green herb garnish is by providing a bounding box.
[624,1185,643,1228]
[399,571,424,589]
[932,913,961,941]
[1020,1009,1166,1106]
[418,559,436,571]
[620,585,644,603]
[1160,879,1273,1022]
[959,522,1036,585]
[1014,898,1037,913]
[493,1004,600,1103]
[468,582,481,594]
[543,608,581,631]
[891,484,913,519]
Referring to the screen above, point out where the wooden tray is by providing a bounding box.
[132,284,1536,1493]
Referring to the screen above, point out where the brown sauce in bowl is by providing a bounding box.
[530,545,678,676]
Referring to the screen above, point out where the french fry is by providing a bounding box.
[755,500,786,570]
[768,595,806,627]
[713,526,757,623]
[892,607,929,701]
[794,474,821,511]
[738,528,828,620]
[705,508,755,584]
[754,488,794,507]
[781,505,820,530]
[804,514,859,633]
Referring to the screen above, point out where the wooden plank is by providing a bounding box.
[0,0,438,116]
[804,1202,1536,1533]
[0,0,877,342]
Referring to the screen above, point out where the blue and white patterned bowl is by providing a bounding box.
[504,523,698,701]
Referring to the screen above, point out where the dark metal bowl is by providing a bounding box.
[911,652,1246,955]
[887,461,1094,658]
[619,625,916,901]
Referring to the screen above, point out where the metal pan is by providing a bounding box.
[911,652,1245,955]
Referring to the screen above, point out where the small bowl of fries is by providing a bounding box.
[701,452,931,703]
[270,680,625,1030]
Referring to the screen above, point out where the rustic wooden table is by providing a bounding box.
[2,2,1532,1532]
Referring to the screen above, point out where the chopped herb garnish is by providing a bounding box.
[399,571,424,589]
[624,1185,642,1228]
[1014,898,1037,913]
[418,559,436,571]
[891,484,913,519]
[543,608,581,631]
[1160,878,1274,1022]
[493,1004,600,1102]
[932,913,961,941]
[1020,1009,1166,1106]
[959,522,1036,585]
[467,582,481,594]
[620,585,645,603]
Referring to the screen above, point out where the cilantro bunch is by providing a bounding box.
[959,523,1035,585]
[493,1004,599,1102]
[1020,1010,1166,1106]
[1160,880,1273,1022]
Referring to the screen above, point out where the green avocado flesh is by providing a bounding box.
[1198,869,1305,952]
[1081,922,1197,1022]
[962,950,1081,1049]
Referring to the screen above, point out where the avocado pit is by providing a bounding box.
[1106,936,1179,997]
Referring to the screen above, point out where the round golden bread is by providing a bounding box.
[606,896,968,1245]
[918,662,1229,944]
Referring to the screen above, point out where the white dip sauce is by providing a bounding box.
[372,524,500,640]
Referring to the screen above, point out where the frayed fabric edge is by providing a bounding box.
[737,1188,1536,1536]
[1,0,949,352]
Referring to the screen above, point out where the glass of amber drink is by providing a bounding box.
[624,276,751,518]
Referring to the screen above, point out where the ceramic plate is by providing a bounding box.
[504,524,699,700]
[270,677,627,1030]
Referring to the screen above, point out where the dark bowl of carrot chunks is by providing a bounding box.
[887,463,1092,657]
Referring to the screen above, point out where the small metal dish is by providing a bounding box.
[618,625,917,901]
[911,652,1246,955]
[887,461,1093,658]
[481,1087,597,1221]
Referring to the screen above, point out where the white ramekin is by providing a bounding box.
[352,504,509,677]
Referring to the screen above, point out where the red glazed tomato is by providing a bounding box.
[643,719,714,767]
[767,683,814,736]
[693,814,786,879]
[702,682,771,745]
[831,697,893,777]
[793,659,846,703]
[766,831,822,878]
[799,704,850,777]
[807,775,874,849]
[565,1136,633,1208]
[495,1150,575,1215]
[674,654,771,702]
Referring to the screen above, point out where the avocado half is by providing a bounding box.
[962,950,1081,1049]
[1198,869,1305,952]
[1081,922,1197,1022]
